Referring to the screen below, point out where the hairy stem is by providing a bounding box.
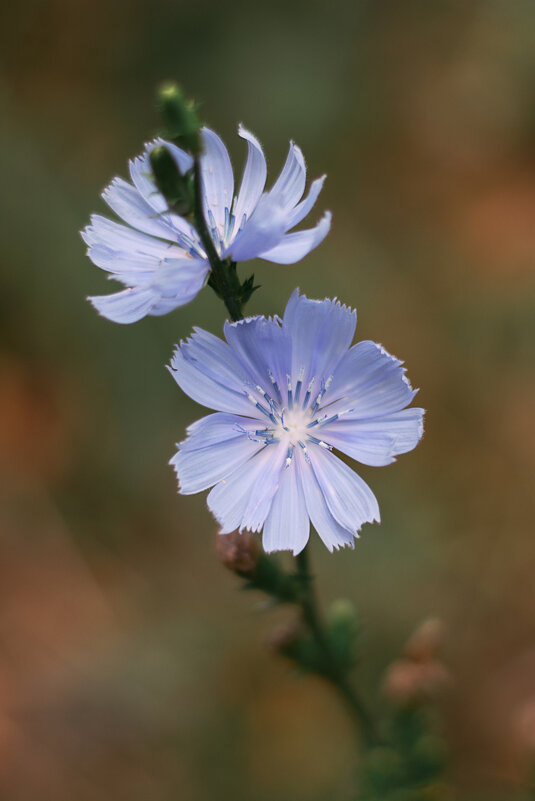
[296,547,378,747]
[193,158,244,322]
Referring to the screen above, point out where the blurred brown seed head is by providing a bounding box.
[216,532,259,576]
[514,697,535,755]
[383,618,450,706]
[404,617,445,663]
[267,618,303,655]
[383,658,452,706]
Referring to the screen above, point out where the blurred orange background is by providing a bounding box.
[1,1,534,799]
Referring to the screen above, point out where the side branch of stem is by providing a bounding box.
[296,548,378,747]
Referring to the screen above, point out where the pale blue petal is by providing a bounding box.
[207,446,283,534]
[200,127,234,236]
[152,257,210,299]
[171,414,263,494]
[82,214,181,257]
[129,145,172,215]
[298,451,354,551]
[240,445,287,533]
[179,413,261,452]
[223,316,291,398]
[169,331,256,415]
[320,408,425,466]
[82,215,190,285]
[152,138,193,175]
[88,287,156,324]
[180,328,252,392]
[258,211,331,264]
[102,177,179,240]
[269,141,306,210]
[263,456,309,554]
[308,446,380,535]
[83,213,206,308]
[232,125,267,226]
[85,246,158,283]
[149,296,191,316]
[325,341,417,418]
[282,289,356,389]
[129,143,199,245]
[286,175,326,229]
[226,194,288,262]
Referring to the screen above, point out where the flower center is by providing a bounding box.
[276,407,310,445]
[241,370,353,468]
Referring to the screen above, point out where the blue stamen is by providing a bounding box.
[287,375,293,410]
[308,436,332,450]
[297,439,311,463]
[285,444,294,468]
[268,369,283,405]
[303,378,315,409]
[319,413,339,426]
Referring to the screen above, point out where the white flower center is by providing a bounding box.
[275,407,310,445]
[241,370,353,468]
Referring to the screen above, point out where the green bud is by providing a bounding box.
[158,82,202,154]
[149,145,194,216]
[411,734,447,778]
[329,598,358,627]
[327,599,360,671]
[362,747,406,794]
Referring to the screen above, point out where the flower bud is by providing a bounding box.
[411,733,448,777]
[149,145,194,216]
[158,82,202,154]
[382,658,451,706]
[363,746,406,792]
[216,531,259,577]
[268,618,303,654]
[327,599,360,671]
[514,697,535,755]
[328,599,358,627]
[404,618,444,663]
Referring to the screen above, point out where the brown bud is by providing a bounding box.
[404,618,445,663]
[216,531,259,576]
[382,658,451,706]
[514,697,535,755]
[267,618,303,655]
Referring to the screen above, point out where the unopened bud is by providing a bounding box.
[268,619,303,655]
[382,658,451,706]
[364,747,405,789]
[327,599,360,671]
[514,698,535,755]
[158,82,202,154]
[149,145,194,215]
[328,599,357,627]
[216,531,259,577]
[412,734,448,776]
[404,618,445,663]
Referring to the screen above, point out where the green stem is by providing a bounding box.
[296,547,378,748]
[192,152,376,747]
[193,158,244,322]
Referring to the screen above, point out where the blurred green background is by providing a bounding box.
[1,1,534,799]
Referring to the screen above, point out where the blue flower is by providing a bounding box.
[82,127,331,324]
[169,290,424,554]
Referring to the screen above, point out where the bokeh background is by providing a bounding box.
[1,1,535,799]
